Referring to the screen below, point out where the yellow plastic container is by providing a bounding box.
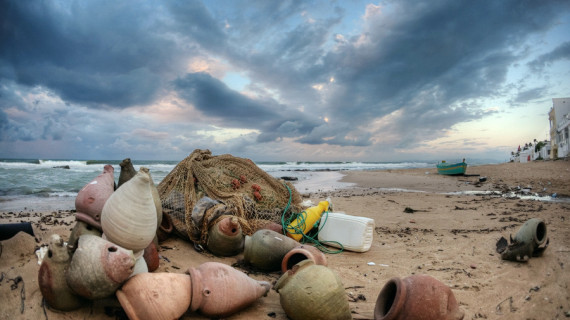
[286,200,329,241]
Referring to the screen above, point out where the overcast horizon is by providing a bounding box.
[1,1,569,162]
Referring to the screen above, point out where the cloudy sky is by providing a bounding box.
[1,0,569,162]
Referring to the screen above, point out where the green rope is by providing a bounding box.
[281,184,344,254]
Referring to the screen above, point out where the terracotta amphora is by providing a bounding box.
[281,244,327,273]
[38,234,87,311]
[75,164,115,230]
[101,169,158,252]
[118,158,136,188]
[66,235,135,300]
[244,229,299,271]
[186,262,271,318]
[206,215,244,256]
[67,220,102,253]
[274,260,351,320]
[116,272,192,320]
[374,274,464,320]
[143,241,160,272]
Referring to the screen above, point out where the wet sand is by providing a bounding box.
[1,160,569,319]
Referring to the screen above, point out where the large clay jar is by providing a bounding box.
[38,234,87,311]
[116,272,192,320]
[186,262,271,317]
[75,164,115,230]
[67,220,102,253]
[374,274,464,320]
[206,215,244,256]
[244,229,299,271]
[274,260,351,320]
[101,169,158,252]
[66,235,135,300]
[118,158,136,188]
[281,245,327,273]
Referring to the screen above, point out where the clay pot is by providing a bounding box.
[258,221,284,234]
[206,215,244,256]
[497,218,549,261]
[244,229,300,271]
[67,220,102,253]
[374,274,464,320]
[116,272,192,320]
[274,260,351,320]
[75,164,115,230]
[187,262,271,317]
[143,241,160,272]
[514,218,547,249]
[38,234,87,311]
[281,245,327,273]
[118,158,136,188]
[156,212,174,242]
[66,235,135,300]
[101,169,158,252]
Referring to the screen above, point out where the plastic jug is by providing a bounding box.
[317,212,374,252]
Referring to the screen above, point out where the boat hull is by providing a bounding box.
[436,162,467,175]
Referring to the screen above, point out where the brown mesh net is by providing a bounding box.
[157,149,303,245]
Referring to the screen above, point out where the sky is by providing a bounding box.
[1,0,569,162]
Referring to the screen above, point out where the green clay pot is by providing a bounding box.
[207,215,244,257]
[244,229,299,271]
[274,260,351,320]
[500,218,548,261]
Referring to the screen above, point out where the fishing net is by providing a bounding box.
[157,149,303,245]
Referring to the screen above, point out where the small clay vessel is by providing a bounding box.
[156,212,174,242]
[38,234,87,311]
[496,218,549,261]
[143,241,160,272]
[66,235,135,300]
[374,274,464,320]
[274,260,351,320]
[118,158,136,188]
[101,169,158,252]
[258,221,284,234]
[206,215,244,256]
[244,229,300,271]
[281,245,327,273]
[187,262,271,317]
[75,164,115,230]
[67,220,102,253]
[116,272,192,320]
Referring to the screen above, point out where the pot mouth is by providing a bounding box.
[534,220,547,245]
[374,277,405,320]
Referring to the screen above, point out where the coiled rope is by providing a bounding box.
[281,184,344,254]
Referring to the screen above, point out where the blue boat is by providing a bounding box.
[436,160,467,175]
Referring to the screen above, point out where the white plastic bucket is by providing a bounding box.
[317,212,375,252]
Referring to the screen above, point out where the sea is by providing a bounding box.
[0,158,488,212]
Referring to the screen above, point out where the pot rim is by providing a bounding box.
[374,277,406,320]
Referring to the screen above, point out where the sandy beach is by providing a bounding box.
[1,160,569,319]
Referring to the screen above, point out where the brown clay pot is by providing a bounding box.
[143,241,160,272]
[67,220,102,253]
[116,272,192,320]
[186,262,271,317]
[244,229,300,271]
[274,260,351,320]
[281,245,327,273]
[75,164,115,230]
[38,234,87,311]
[257,221,283,234]
[156,212,174,242]
[374,274,464,320]
[206,215,244,256]
[66,235,135,300]
[118,158,136,188]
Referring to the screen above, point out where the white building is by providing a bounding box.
[549,98,570,159]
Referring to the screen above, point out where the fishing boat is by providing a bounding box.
[436,159,467,175]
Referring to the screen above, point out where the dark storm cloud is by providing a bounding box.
[0,1,176,108]
[527,41,570,72]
